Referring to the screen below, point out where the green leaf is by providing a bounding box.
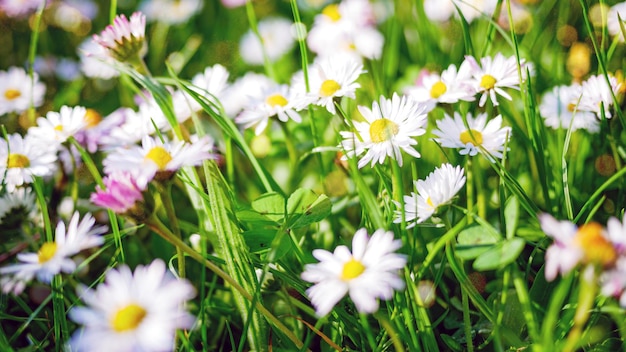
[251,192,285,222]
[455,224,501,260]
[243,229,278,253]
[286,188,332,229]
[504,196,519,239]
[473,238,526,271]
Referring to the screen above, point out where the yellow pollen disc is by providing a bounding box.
[111,304,147,332]
[37,242,58,264]
[369,118,399,143]
[430,81,447,99]
[4,89,21,100]
[459,129,483,146]
[426,196,435,208]
[575,222,617,267]
[480,74,497,90]
[145,146,173,170]
[84,109,102,128]
[322,4,341,21]
[341,258,365,280]
[266,94,288,108]
[567,103,577,112]
[7,153,30,168]
[319,79,341,97]
[54,125,64,132]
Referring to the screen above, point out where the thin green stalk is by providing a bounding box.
[109,0,117,23]
[562,268,597,352]
[512,266,540,344]
[377,315,404,352]
[159,183,186,278]
[461,286,474,352]
[415,218,467,280]
[26,2,46,126]
[359,314,377,350]
[466,158,474,224]
[245,0,276,80]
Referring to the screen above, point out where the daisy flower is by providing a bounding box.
[0,67,46,116]
[0,211,107,294]
[404,61,475,106]
[139,0,203,25]
[189,64,230,110]
[608,2,626,42]
[235,83,310,135]
[68,259,196,352]
[432,112,511,160]
[340,94,429,168]
[90,172,146,217]
[301,228,407,316]
[578,74,621,119]
[0,0,44,17]
[103,135,215,187]
[423,0,497,23]
[0,133,58,192]
[27,105,88,146]
[93,12,147,63]
[465,53,525,107]
[239,17,295,66]
[600,257,626,307]
[0,187,39,230]
[221,72,274,117]
[78,37,120,80]
[539,84,599,133]
[394,163,466,226]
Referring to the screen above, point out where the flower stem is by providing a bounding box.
[562,267,597,352]
[159,182,186,278]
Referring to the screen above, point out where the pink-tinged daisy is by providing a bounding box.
[578,74,622,119]
[404,62,475,106]
[75,108,126,153]
[27,105,88,146]
[600,257,626,307]
[539,213,617,282]
[239,17,295,66]
[103,135,215,187]
[92,12,147,63]
[606,213,626,255]
[394,163,466,227]
[0,0,45,17]
[90,172,146,216]
[0,133,58,192]
[235,83,310,135]
[465,53,525,107]
[0,67,46,116]
[340,94,429,168]
[432,112,511,160]
[539,84,599,133]
[0,211,106,294]
[68,259,196,352]
[301,228,407,316]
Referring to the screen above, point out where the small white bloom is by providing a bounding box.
[539,84,599,133]
[139,0,203,25]
[239,17,295,65]
[301,228,406,316]
[221,72,274,117]
[69,259,196,352]
[0,187,39,228]
[27,105,88,146]
[0,134,58,192]
[78,38,120,80]
[423,0,497,23]
[432,112,511,160]
[578,74,621,119]
[608,2,626,42]
[340,94,429,168]
[394,163,466,226]
[465,53,525,107]
[404,62,475,106]
[189,64,230,111]
[0,67,46,116]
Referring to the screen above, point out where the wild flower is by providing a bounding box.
[0,67,46,116]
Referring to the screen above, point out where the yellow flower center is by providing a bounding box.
[369,118,399,143]
[111,304,147,332]
[84,109,102,128]
[567,103,577,112]
[426,196,435,208]
[459,129,484,146]
[319,79,341,97]
[7,153,30,168]
[341,258,365,280]
[322,4,341,22]
[480,74,497,90]
[4,89,21,100]
[574,222,617,267]
[430,81,447,99]
[145,146,173,170]
[266,94,288,107]
[38,242,58,264]
[54,125,64,132]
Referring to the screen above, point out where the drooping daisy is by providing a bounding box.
[578,74,622,119]
[239,17,295,66]
[68,259,196,352]
[139,0,203,25]
[78,37,120,80]
[301,228,407,316]
[0,133,58,192]
[0,211,107,294]
[432,112,511,160]
[394,163,466,227]
[608,2,626,42]
[0,67,46,116]
[404,61,475,106]
[93,12,147,63]
[465,53,525,107]
[27,105,88,146]
[0,187,39,230]
[103,135,215,187]
[235,83,310,135]
[539,84,599,133]
[340,94,429,168]
[90,172,146,217]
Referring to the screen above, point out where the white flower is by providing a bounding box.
[404,62,475,106]
[93,12,147,62]
[78,37,120,80]
[608,2,626,42]
[98,107,155,149]
[465,53,525,107]
[139,0,203,25]
[68,259,196,352]
[600,257,626,307]
[301,228,406,316]
[239,17,295,65]
[578,74,621,119]
[307,22,384,61]
[27,105,88,146]
[423,0,497,23]
[0,67,46,116]
[606,213,626,255]
[103,135,215,187]
[340,94,429,168]
[0,0,43,17]
[189,64,230,111]
[221,72,274,117]
[539,84,599,133]
[432,112,511,160]
[0,211,106,294]
[0,134,58,192]
[0,187,39,228]
[394,163,466,226]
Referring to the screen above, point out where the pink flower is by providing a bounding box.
[90,172,145,214]
[92,12,147,62]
